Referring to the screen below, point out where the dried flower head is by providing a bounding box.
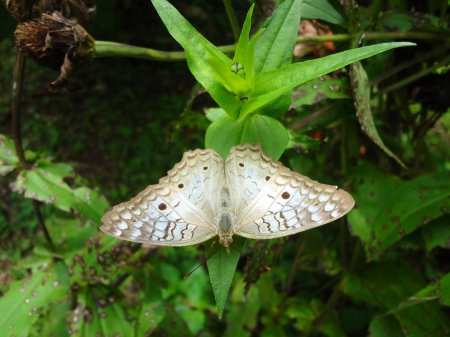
[15,11,94,92]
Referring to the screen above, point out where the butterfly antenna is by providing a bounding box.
[230,244,271,271]
[183,246,220,280]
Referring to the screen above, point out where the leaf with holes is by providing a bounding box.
[11,159,109,224]
[420,214,450,251]
[0,134,19,175]
[0,261,69,337]
[291,76,351,107]
[66,285,133,337]
[349,61,406,168]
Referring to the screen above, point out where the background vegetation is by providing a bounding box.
[1,0,450,336]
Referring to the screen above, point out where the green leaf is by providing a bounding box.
[205,107,226,122]
[66,285,133,337]
[254,0,301,117]
[206,236,246,318]
[387,272,450,312]
[349,61,406,168]
[355,262,450,335]
[67,235,131,287]
[291,76,352,107]
[346,163,400,245]
[203,45,253,99]
[245,43,415,117]
[254,0,302,74]
[290,100,355,134]
[10,159,109,224]
[0,261,69,337]
[368,315,404,337]
[0,134,19,175]
[369,172,450,258]
[150,0,242,119]
[205,113,289,160]
[420,214,450,251]
[302,0,347,28]
[234,5,262,85]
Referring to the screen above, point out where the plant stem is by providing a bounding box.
[32,200,55,251]
[11,29,55,252]
[223,0,240,42]
[11,50,28,168]
[93,31,450,62]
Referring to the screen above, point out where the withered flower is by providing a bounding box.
[1,0,30,21]
[15,11,94,92]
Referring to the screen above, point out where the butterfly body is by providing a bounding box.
[101,144,355,248]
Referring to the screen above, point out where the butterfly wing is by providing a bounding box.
[101,148,225,246]
[225,143,287,216]
[230,146,355,239]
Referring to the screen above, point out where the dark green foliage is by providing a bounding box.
[1,0,450,335]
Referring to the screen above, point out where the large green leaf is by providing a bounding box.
[205,113,289,160]
[11,159,109,224]
[357,262,450,335]
[0,262,69,337]
[369,172,450,258]
[244,43,415,118]
[387,272,450,312]
[346,163,400,245]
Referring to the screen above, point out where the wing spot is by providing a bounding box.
[177,183,185,189]
[281,192,290,200]
[238,162,245,168]
[265,175,270,181]
[202,166,209,172]
[158,203,167,211]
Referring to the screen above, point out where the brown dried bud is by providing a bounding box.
[1,0,30,21]
[14,11,94,92]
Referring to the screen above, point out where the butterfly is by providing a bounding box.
[101,143,355,253]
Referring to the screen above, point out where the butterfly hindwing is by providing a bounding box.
[235,169,355,239]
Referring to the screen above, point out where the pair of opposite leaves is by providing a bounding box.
[101,144,355,251]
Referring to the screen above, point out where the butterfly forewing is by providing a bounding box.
[100,149,223,246]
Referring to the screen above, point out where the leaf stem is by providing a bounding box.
[93,32,450,62]
[223,0,240,42]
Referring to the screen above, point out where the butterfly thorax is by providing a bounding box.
[216,187,235,254]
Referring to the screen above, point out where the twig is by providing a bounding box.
[274,236,307,323]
